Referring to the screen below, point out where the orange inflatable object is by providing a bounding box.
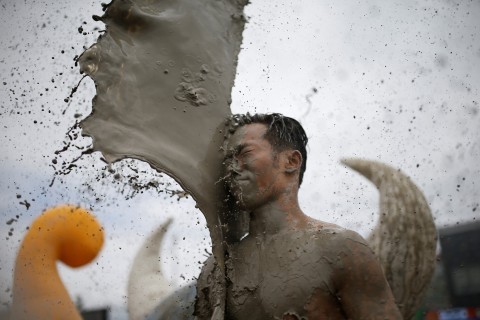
[11,205,104,320]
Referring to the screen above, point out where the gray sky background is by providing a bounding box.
[1,0,479,317]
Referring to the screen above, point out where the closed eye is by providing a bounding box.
[239,149,252,156]
[224,144,253,163]
[236,143,253,156]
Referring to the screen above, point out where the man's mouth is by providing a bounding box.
[228,176,248,192]
[231,177,249,186]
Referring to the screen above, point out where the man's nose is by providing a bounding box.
[228,157,242,175]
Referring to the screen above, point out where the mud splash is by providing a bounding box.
[78,0,248,317]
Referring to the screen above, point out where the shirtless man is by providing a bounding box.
[195,113,401,319]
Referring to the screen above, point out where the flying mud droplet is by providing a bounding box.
[19,200,31,210]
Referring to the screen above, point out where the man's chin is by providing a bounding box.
[228,183,256,209]
[233,194,257,211]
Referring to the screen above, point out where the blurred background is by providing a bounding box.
[1,0,479,319]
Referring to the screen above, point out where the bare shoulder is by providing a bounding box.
[305,218,401,318]
[301,218,376,272]
[304,218,369,250]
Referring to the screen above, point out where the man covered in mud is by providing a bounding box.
[195,113,401,319]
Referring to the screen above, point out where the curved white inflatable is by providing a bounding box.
[342,158,437,319]
[128,218,174,320]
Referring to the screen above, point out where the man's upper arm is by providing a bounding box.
[334,230,402,319]
[194,255,215,319]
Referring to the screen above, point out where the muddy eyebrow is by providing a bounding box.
[224,143,248,160]
[236,143,248,154]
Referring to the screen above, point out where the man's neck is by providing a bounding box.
[248,187,305,237]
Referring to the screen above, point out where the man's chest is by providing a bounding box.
[225,234,336,319]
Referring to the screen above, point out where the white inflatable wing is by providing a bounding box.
[342,158,437,319]
[128,217,174,320]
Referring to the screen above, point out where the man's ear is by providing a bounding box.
[284,150,302,173]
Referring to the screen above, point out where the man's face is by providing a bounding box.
[224,123,283,210]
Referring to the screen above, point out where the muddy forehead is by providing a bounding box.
[225,123,269,153]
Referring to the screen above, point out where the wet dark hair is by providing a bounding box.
[229,113,308,186]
